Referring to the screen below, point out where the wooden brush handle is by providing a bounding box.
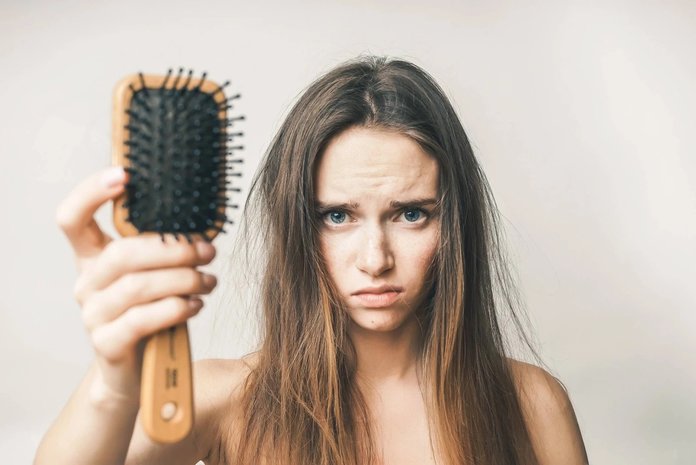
[140,321,194,443]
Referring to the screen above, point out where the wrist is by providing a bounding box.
[88,379,140,412]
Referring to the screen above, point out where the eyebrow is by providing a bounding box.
[315,197,439,210]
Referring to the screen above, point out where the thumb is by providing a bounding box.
[55,166,128,258]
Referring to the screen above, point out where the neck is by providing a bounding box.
[349,315,423,387]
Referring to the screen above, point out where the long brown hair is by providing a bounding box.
[220,55,549,465]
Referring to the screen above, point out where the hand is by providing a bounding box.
[55,167,218,404]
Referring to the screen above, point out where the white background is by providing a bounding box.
[1,1,694,463]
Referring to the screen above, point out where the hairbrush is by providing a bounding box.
[111,68,243,443]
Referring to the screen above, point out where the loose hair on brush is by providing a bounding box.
[219,55,551,465]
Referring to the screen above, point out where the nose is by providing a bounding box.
[356,224,394,277]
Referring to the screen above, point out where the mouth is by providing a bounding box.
[352,290,401,308]
[352,284,403,294]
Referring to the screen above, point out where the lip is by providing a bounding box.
[352,285,403,295]
[351,285,403,308]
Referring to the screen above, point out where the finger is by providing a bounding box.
[90,296,204,363]
[82,268,217,331]
[55,167,128,256]
[73,235,216,301]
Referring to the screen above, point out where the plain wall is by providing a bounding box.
[1,0,694,463]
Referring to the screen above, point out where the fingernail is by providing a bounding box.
[102,167,126,188]
[195,241,216,260]
[202,273,217,289]
[188,298,203,311]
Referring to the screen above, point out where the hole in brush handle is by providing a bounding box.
[140,322,193,444]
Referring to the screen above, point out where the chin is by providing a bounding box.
[347,307,415,334]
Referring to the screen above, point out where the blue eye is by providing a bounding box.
[327,211,346,224]
[403,209,422,222]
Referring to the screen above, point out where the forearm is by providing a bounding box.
[33,361,140,465]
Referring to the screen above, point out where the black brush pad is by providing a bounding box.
[123,87,228,242]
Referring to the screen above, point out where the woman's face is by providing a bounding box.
[315,126,440,334]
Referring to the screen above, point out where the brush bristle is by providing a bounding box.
[121,69,243,243]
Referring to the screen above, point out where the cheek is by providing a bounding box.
[399,229,439,272]
[319,234,347,277]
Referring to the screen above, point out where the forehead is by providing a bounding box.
[315,126,439,200]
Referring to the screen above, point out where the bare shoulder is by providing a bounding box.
[124,357,254,465]
[196,356,255,407]
[196,356,256,465]
[506,358,589,465]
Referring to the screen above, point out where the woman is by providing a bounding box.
[35,56,588,465]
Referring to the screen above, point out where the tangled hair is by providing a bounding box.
[219,55,550,465]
